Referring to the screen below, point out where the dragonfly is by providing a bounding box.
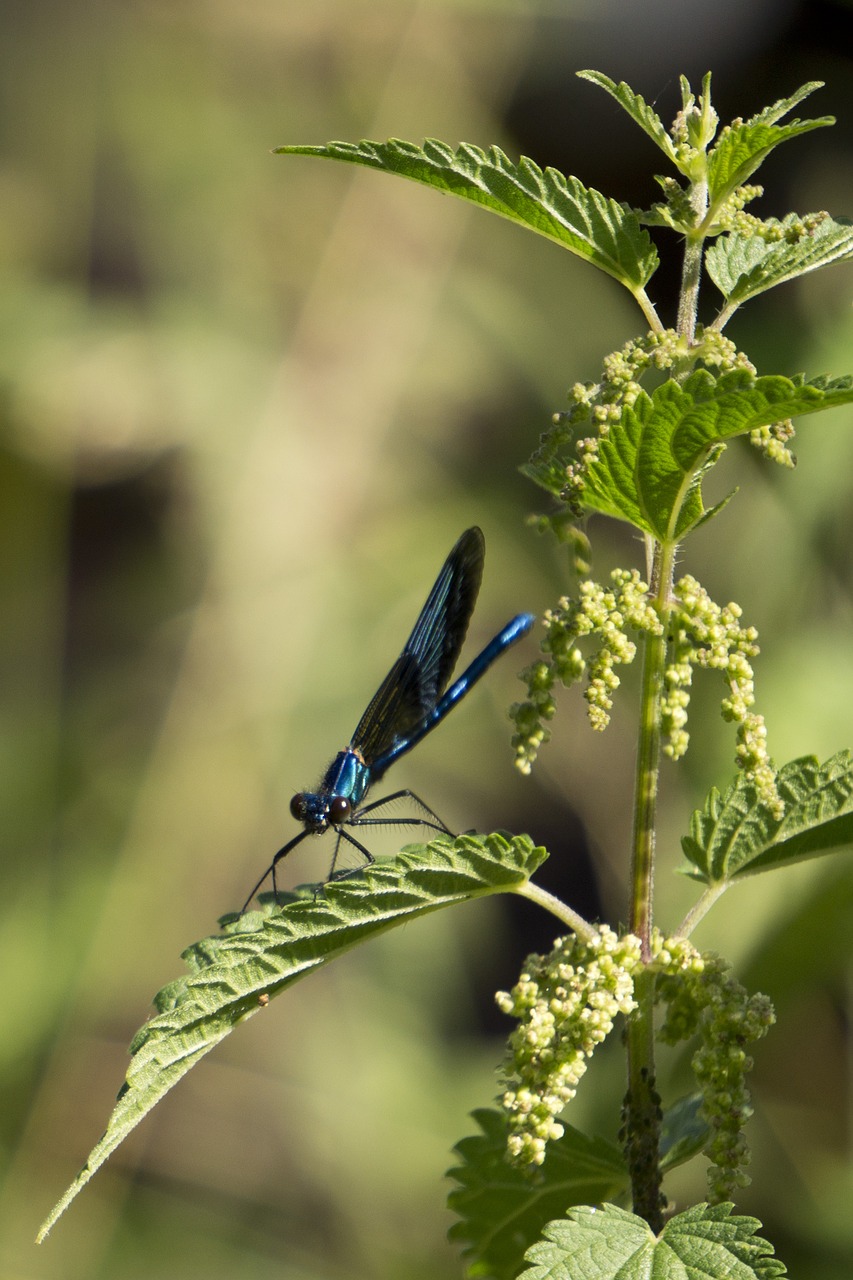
[241,527,534,910]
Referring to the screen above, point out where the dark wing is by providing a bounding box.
[349,652,424,764]
[403,527,484,703]
[350,527,484,762]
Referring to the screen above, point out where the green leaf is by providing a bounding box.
[706,214,853,306]
[37,834,545,1241]
[520,414,576,495]
[520,1202,786,1280]
[276,137,659,293]
[577,71,680,166]
[707,84,832,207]
[682,751,853,884]
[581,370,853,541]
[448,1109,627,1280]
[747,79,826,128]
[660,1093,709,1171]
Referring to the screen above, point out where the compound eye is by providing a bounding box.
[328,796,351,825]
[290,794,308,821]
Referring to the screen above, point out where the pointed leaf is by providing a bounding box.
[520,414,577,495]
[577,71,679,166]
[276,138,658,292]
[581,370,853,541]
[707,108,833,207]
[707,213,853,305]
[682,751,853,884]
[520,1202,786,1280]
[747,79,826,127]
[38,834,545,1241]
[448,1109,627,1280]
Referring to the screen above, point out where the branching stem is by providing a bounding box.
[675,881,729,938]
[512,880,599,943]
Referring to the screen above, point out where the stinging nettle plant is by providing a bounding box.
[40,71,853,1278]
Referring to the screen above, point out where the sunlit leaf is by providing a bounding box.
[277,137,658,292]
[38,834,545,1240]
[747,80,825,127]
[707,82,831,206]
[707,213,853,305]
[520,1202,786,1280]
[682,752,853,884]
[580,370,853,541]
[577,71,679,166]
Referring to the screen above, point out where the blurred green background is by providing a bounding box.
[2,1,853,1276]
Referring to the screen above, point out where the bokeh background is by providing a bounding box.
[3,1,853,1277]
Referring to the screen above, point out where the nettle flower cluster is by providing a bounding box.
[497,929,774,1200]
[652,178,764,235]
[511,568,781,815]
[657,953,776,1201]
[511,569,661,763]
[729,207,831,246]
[530,329,798,516]
[511,328,793,816]
[548,329,796,510]
[496,926,641,1167]
[664,575,782,816]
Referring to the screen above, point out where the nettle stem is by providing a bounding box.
[623,968,664,1231]
[624,174,705,1218]
[514,879,600,943]
[625,537,676,1225]
[676,233,704,343]
[676,173,709,342]
[629,539,675,956]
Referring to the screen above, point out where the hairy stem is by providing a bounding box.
[676,234,704,342]
[675,880,729,938]
[629,540,675,957]
[624,539,675,1224]
[634,286,665,335]
[624,174,709,1216]
[676,175,709,342]
[623,967,665,1231]
[512,880,599,942]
